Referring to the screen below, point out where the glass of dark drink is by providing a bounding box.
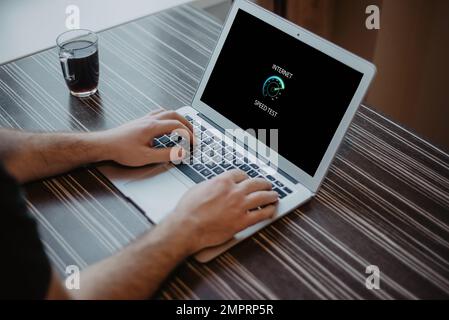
[56,29,99,98]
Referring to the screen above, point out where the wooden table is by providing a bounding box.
[1,5,448,299]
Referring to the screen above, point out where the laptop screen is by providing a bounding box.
[201,9,363,177]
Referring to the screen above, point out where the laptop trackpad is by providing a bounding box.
[123,165,190,224]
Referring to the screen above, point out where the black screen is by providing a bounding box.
[201,10,363,176]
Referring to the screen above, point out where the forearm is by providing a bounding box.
[0,129,107,183]
[72,218,191,300]
[0,111,196,182]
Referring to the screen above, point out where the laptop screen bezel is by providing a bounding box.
[191,0,376,193]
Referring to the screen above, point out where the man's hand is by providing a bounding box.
[162,169,279,255]
[97,109,194,167]
[0,109,194,182]
[45,169,279,300]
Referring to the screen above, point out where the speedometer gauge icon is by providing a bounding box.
[262,76,285,100]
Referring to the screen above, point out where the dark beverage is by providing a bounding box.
[57,30,99,98]
[60,40,99,96]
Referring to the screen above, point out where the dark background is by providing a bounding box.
[201,9,363,176]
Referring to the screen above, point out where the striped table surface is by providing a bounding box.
[1,5,448,299]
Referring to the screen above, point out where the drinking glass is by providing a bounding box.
[56,29,99,97]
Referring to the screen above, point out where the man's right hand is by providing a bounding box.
[162,169,279,255]
[47,169,278,300]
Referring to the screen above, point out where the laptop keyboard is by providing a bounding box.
[153,115,292,199]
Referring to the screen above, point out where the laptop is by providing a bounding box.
[100,0,376,262]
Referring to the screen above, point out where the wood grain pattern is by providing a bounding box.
[0,5,448,299]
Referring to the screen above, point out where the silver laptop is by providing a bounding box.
[100,0,376,262]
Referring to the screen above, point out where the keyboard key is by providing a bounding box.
[200,168,212,177]
[200,125,207,131]
[193,163,204,171]
[212,155,222,163]
[247,170,258,178]
[165,141,175,147]
[153,139,162,147]
[275,181,284,188]
[220,161,232,169]
[176,164,205,184]
[224,153,234,161]
[226,166,237,171]
[213,167,224,175]
[283,187,293,194]
[204,137,214,145]
[185,115,193,121]
[266,175,276,181]
[193,156,201,165]
[239,164,251,172]
[207,174,216,179]
[206,149,215,157]
[273,188,287,199]
[250,163,259,170]
[210,142,219,150]
[159,135,170,144]
[205,162,217,169]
